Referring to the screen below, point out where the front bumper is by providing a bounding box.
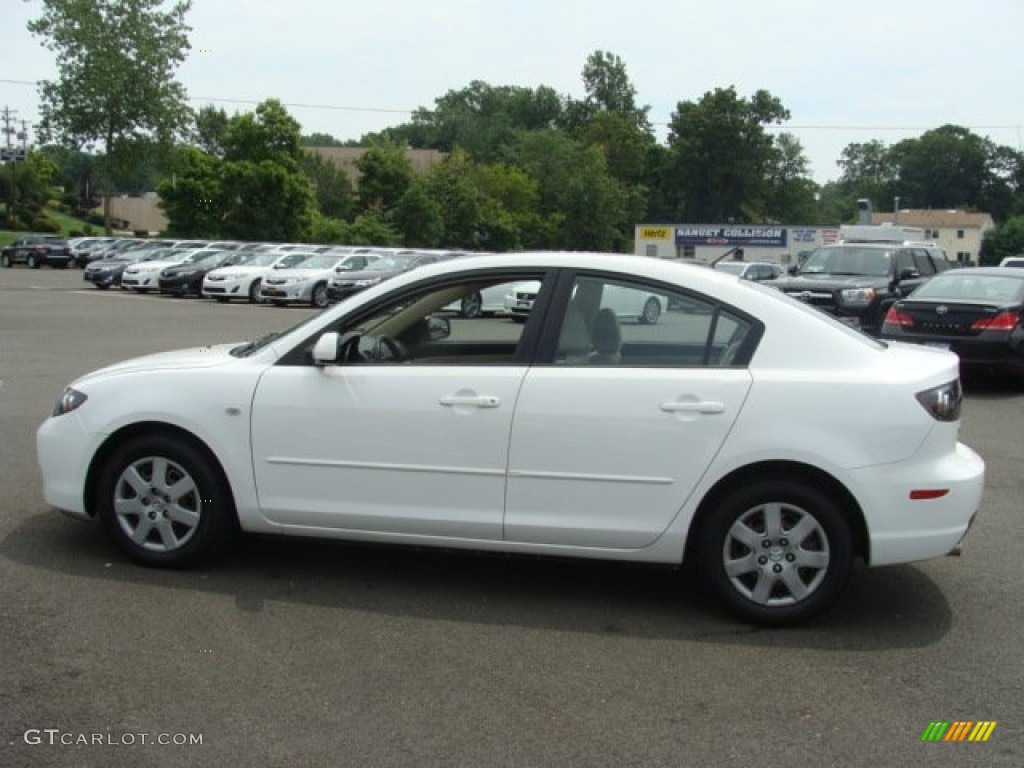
[260,282,314,302]
[36,411,99,520]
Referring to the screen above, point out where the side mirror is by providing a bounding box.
[312,332,340,366]
[427,315,451,341]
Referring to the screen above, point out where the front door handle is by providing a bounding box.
[440,395,501,408]
[660,400,725,414]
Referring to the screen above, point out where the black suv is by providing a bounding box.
[769,242,952,336]
[1,235,74,269]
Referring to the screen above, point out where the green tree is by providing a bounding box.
[836,139,898,210]
[28,0,194,234]
[665,86,790,222]
[355,140,414,212]
[761,133,819,223]
[194,105,230,158]
[301,151,353,220]
[156,146,223,237]
[563,50,651,133]
[509,130,629,251]
[980,215,1024,265]
[393,178,444,247]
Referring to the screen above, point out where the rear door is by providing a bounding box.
[504,272,756,550]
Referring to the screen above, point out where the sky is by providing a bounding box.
[2,0,1023,185]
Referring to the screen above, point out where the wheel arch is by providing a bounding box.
[684,460,869,565]
[84,421,238,525]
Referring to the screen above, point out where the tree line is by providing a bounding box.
[15,0,1024,260]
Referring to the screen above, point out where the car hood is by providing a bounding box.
[332,267,403,282]
[770,274,889,290]
[207,265,269,278]
[74,343,242,384]
[266,266,332,279]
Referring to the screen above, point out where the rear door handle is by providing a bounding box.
[440,395,501,408]
[660,400,725,414]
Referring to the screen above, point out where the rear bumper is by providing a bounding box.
[852,441,985,566]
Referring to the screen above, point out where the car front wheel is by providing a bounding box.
[27,254,38,269]
[1,254,10,267]
[311,282,328,308]
[248,278,262,303]
[698,479,852,626]
[95,434,235,567]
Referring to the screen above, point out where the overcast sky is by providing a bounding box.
[3,0,1022,184]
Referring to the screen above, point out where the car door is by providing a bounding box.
[250,272,547,540]
[504,273,755,550]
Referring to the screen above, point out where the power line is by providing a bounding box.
[3,78,1021,134]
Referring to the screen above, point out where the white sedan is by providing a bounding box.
[36,252,985,625]
[201,251,296,303]
[258,252,352,308]
[120,249,202,292]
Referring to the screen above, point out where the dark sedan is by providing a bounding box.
[83,248,178,289]
[881,267,1024,377]
[157,250,245,296]
[327,251,442,302]
[1,235,74,269]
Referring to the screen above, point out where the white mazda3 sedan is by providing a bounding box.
[36,252,985,625]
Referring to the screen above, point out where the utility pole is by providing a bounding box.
[2,106,17,228]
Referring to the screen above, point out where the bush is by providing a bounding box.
[87,212,105,227]
[31,215,62,233]
[82,224,95,236]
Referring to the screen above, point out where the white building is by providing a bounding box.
[633,224,840,267]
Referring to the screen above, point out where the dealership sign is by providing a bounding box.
[675,226,787,247]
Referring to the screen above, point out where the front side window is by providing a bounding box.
[552,275,756,368]
[329,275,545,365]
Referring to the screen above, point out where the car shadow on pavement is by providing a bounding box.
[2,511,952,651]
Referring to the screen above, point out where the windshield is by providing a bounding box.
[800,246,892,277]
[714,262,748,275]
[912,273,1024,303]
[366,254,417,272]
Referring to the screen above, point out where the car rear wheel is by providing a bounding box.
[248,278,262,303]
[1,254,10,268]
[698,479,852,626]
[639,297,661,325]
[27,254,38,269]
[95,434,235,567]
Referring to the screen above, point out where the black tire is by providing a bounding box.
[215,297,230,303]
[94,434,235,567]
[311,282,328,308]
[27,254,39,269]
[1,254,10,268]
[461,292,483,319]
[95,283,110,290]
[248,278,262,303]
[639,297,661,325]
[697,479,852,626]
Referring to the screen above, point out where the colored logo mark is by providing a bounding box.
[920,721,997,742]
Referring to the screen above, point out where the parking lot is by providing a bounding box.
[1,267,1022,767]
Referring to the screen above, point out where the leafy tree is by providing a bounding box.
[508,130,629,251]
[301,150,353,220]
[0,150,60,229]
[355,139,414,212]
[301,132,345,147]
[385,81,564,162]
[342,207,401,246]
[426,148,484,247]
[28,0,194,234]
[980,215,1024,265]
[761,133,819,223]
[194,105,230,158]
[665,87,790,222]
[156,146,224,237]
[393,178,444,247]
[836,139,898,213]
[563,50,651,133]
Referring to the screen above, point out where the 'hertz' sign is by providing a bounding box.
[637,227,672,240]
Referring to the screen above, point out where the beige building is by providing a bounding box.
[870,210,995,265]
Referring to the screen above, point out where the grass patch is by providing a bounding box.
[1,206,97,246]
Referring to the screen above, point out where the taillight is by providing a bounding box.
[970,311,1019,331]
[915,379,962,422]
[883,306,914,328]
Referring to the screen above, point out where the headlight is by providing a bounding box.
[838,287,877,307]
[916,379,962,422]
[52,387,88,417]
